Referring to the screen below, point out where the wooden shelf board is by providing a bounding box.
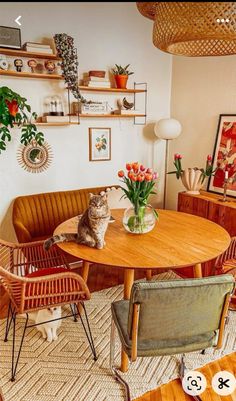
[0,47,61,60]
[0,70,63,80]
[35,122,70,126]
[78,86,146,93]
[69,114,146,120]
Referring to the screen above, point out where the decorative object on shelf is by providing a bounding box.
[0,26,21,49]
[44,95,64,116]
[118,162,158,234]
[14,58,23,72]
[17,139,53,173]
[169,154,216,195]
[83,74,111,88]
[136,2,236,57]
[54,33,86,103]
[111,64,134,89]
[208,114,236,198]
[89,127,111,161]
[154,118,182,208]
[75,101,109,115]
[44,60,56,74]
[122,97,134,110]
[0,86,44,153]
[27,59,37,73]
[0,54,8,70]
[218,171,230,203]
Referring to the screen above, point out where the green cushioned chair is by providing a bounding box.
[110,275,235,401]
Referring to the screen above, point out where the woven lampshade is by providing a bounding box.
[137,2,236,57]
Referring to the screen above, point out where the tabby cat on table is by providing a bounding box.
[44,193,111,250]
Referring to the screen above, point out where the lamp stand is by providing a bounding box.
[163,139,169,209]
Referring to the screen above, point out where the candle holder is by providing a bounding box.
[218,178,230,202]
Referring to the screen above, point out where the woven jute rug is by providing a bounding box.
[0,271,235,401]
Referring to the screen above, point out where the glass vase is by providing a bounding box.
[123,205,157,234]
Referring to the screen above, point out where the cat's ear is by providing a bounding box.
[101,193,107,200]
[89,193,94,199]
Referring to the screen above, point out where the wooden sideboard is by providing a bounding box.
[177,190,236,277]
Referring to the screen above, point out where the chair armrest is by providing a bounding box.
[13,220,32,243]
[23,272,91,312]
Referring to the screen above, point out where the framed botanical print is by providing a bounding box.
[89,127,111,161]
[207,114,236,198]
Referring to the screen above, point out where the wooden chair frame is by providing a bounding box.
[0,239,97,381]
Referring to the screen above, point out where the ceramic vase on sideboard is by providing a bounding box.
[181,168,204,195]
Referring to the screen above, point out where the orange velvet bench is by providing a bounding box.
[11,186,148,292]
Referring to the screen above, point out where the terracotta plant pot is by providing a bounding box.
[181,168,204,195]
[6,99,19,117]
[114,75,128,89]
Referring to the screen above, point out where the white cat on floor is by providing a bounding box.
[29,307,62,343]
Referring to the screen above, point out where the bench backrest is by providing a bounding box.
[12,186,111,242]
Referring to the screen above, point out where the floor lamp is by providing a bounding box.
[154,118,182,209]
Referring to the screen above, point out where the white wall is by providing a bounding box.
[0,2,172,240]
[168,54,236,210]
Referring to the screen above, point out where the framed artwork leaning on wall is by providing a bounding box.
[208,114,236,198]
[89,127,111,161]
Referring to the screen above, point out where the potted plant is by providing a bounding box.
[168,154,217,194]
[111,64,134,89]
[0,86,44,153]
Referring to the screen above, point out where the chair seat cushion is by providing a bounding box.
[26,267,69,278]
[111,300,217,358]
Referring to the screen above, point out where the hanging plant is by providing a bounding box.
[54,33,86,103]
[0,86,44,153]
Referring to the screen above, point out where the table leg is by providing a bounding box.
[146,270,152,281]
[120,269,134,373]
[81,260,90,283]
[193,263,202,278]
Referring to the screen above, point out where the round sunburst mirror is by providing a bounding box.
[17,139,53,173]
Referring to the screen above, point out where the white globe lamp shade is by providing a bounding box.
[154,118,182,140]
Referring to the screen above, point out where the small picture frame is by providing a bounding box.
[89,127,111,161]
[207,114,236,198]
[0,26,21,49]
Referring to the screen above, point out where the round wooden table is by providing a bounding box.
[54,209,230,372]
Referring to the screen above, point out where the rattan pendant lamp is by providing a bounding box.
[137,2,236,56]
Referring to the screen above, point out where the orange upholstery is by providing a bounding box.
[12,186,113,243]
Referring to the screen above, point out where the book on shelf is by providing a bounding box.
[83,76,109,82]
[24,46,53,54]
[41,115,70,123]
[112,109,141,115]
[83,81,111,88]
[23,42,52,49]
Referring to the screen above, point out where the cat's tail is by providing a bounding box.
[44,234,77,251]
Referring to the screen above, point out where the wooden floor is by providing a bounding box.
[134,352,236,401]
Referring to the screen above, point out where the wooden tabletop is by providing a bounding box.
[54,209,230,269]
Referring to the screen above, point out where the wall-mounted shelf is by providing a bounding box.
[35,122,70,126]
[0,47,61,60]
[0,70,63,80]
[78,85,146,94]
[70,113,146,120]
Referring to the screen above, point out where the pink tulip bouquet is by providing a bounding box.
[168,154,216,184]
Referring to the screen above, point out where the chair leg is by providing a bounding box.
[110,317,131,401]
[11,313,29,382]
[4,302,13,342]
[75,303,97,361]
[70,304,78,322]
[179,354,201,401]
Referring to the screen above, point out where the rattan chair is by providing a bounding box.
[215,236,236,310]
[110,275,235,401]
[0,239,97,381]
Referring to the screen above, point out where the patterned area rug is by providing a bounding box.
[0,271,235,401]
